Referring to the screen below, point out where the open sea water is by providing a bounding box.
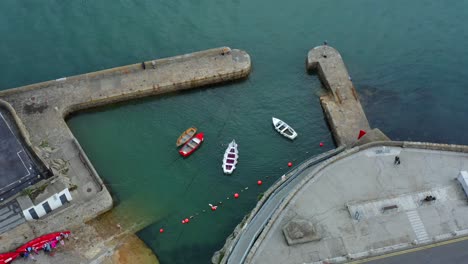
[1,1,468,263]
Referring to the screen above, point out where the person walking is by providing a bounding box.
[394,156,400,165]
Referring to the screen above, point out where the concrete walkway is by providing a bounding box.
[242,143,468,264]
[0,200,25,234]
[225,147,345,264]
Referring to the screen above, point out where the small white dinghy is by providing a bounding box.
[272,117,298,140]
[222,140,238,174]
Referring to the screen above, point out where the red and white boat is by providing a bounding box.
[16,231,70,253]
[0,252,19,263]
[179,133,204,157]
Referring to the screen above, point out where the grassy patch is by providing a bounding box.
[217,251,225,264]
[21,183,49,200]
[257,192,264,201]
[21,188,34,197]
[69,184,78,191]
[39,140,49,148]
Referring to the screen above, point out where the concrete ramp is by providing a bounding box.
[0,200,25,234]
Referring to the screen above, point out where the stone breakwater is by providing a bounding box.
[307,45,389,147]
[0,47,251,263]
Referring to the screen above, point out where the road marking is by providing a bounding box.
[2,113,30,175]
[0,112,19,143]
[17,150,31,178]
[406,210,430,243]
[348,235,468,263]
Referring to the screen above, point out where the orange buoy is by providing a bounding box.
[319,142,324,147]
[159,228,164,233]
[288,162,292,167]
[234,193,239,199]
[257,180,262,186]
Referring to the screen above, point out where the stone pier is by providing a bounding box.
[307,45,389,146]
[0,47,251,263]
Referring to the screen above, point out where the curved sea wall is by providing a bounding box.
[243,140,468,263]
[213,147,345,264]
[216,140,468,264]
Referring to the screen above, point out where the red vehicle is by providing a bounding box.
[179,133,204,157]
[0,252,19,263]
[16,231,70,253]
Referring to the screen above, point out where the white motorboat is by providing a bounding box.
[222,140,238,174]
[272,117,297,140]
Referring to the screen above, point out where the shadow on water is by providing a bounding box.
[359,84,401,109]
[64,78,247,123]
[355,83,465,144]
[359,84,402,127]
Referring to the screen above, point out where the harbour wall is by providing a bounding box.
[0,46,251,263]
[0,47,250,117]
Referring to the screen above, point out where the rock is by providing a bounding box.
[211,251,221,264]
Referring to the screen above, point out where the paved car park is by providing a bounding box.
[0,110,43,202]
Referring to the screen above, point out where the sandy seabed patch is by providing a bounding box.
[102,234,159,264]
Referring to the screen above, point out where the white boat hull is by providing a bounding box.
[222,140,239,174]
[272,117,297,140]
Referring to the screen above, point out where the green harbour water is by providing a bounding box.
[1,1,468,263]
